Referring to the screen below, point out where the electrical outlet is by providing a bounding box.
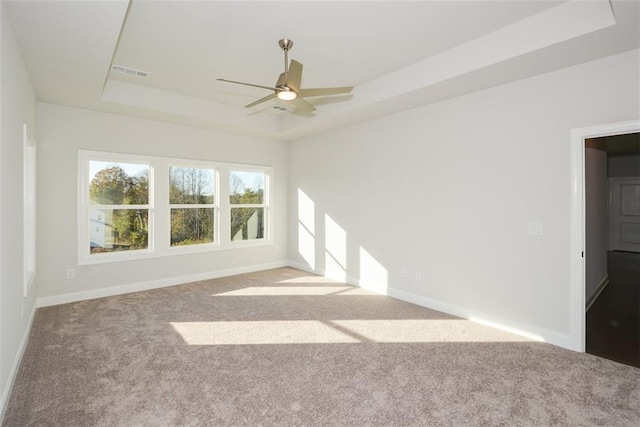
[67,269,75,279]
[401,268,408,278]
[415,271,422,281]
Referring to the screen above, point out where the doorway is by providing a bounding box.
[584,132,639,367]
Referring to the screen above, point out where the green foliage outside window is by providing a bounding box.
[90,166,148,205]
[231,207,264,241]
[170,208,214,246]
[89,165,149,253]
[229,172,265,241]
[169,167,215,246]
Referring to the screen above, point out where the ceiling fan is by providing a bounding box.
[217,39,353,112]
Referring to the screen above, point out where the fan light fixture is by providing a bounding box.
[277,89,297,101]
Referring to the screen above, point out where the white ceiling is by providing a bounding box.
[5,0,640,141]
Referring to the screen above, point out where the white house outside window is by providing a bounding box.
[88,160,150,255]
[230,170,268,242]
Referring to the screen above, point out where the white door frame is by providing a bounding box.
[569,119,640,352]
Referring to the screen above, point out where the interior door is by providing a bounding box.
[611,178,640,252]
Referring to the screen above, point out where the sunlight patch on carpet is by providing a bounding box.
[171,319,533,345]
[277,276,340,284]
[171,321,360,345]
[332,319,534,343]
[213,286,354,296]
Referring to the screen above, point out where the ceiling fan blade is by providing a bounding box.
[286,60,303,92]
[245,93,277,108]
[217,78,277,92]
[291,96,317,112]
[299,87,353,97]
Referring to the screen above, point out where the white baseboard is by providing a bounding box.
[37,261,289,308]
[0,303,37,421]
[288,261,574,351]
[384,285,572,349]
[586,275,609,312]
[288,261,323,276]
[34,258,575,348]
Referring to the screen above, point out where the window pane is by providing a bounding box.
[170,166,214,204]
[231,208,264,241]
[171,208,214,246]
[229,171,264,204]
[90,208,148,253]
[89,161,149,205]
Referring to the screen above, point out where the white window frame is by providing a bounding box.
[229,167,271,244]
[23,125,37,297]
[78,150,273,265]
[78,151,154,265]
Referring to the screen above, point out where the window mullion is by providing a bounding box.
[218,166,231,245]
[89,204,149,210]
[229,204,265,208]
[154,159,169,252]
[169,204,216,209]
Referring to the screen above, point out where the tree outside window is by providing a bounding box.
[169,166,215,246]
[88,162,149,254]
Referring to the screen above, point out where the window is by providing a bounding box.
[88,160,150,255]
[78,151,272,265]
[23,125,36,297]
[169,166,216,246]
[230,170,268,241]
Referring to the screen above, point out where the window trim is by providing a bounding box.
[23,124,37,297]
[229,169,270,243]
[78,151,154,265]
[78,150,273,265]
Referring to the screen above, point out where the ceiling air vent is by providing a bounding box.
[111,64,149,78]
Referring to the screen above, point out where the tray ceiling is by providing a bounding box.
[5,0,639,140]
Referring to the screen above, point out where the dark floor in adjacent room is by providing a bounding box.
[586,251,640,368]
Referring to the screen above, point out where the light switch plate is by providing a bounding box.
[527,222,543,235]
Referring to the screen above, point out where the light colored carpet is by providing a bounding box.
[3,267,639,426]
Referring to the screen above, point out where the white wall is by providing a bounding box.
[36,103,288,303]
[0,3,37,416]
[288,49,640,349]
[584,142,608,304]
